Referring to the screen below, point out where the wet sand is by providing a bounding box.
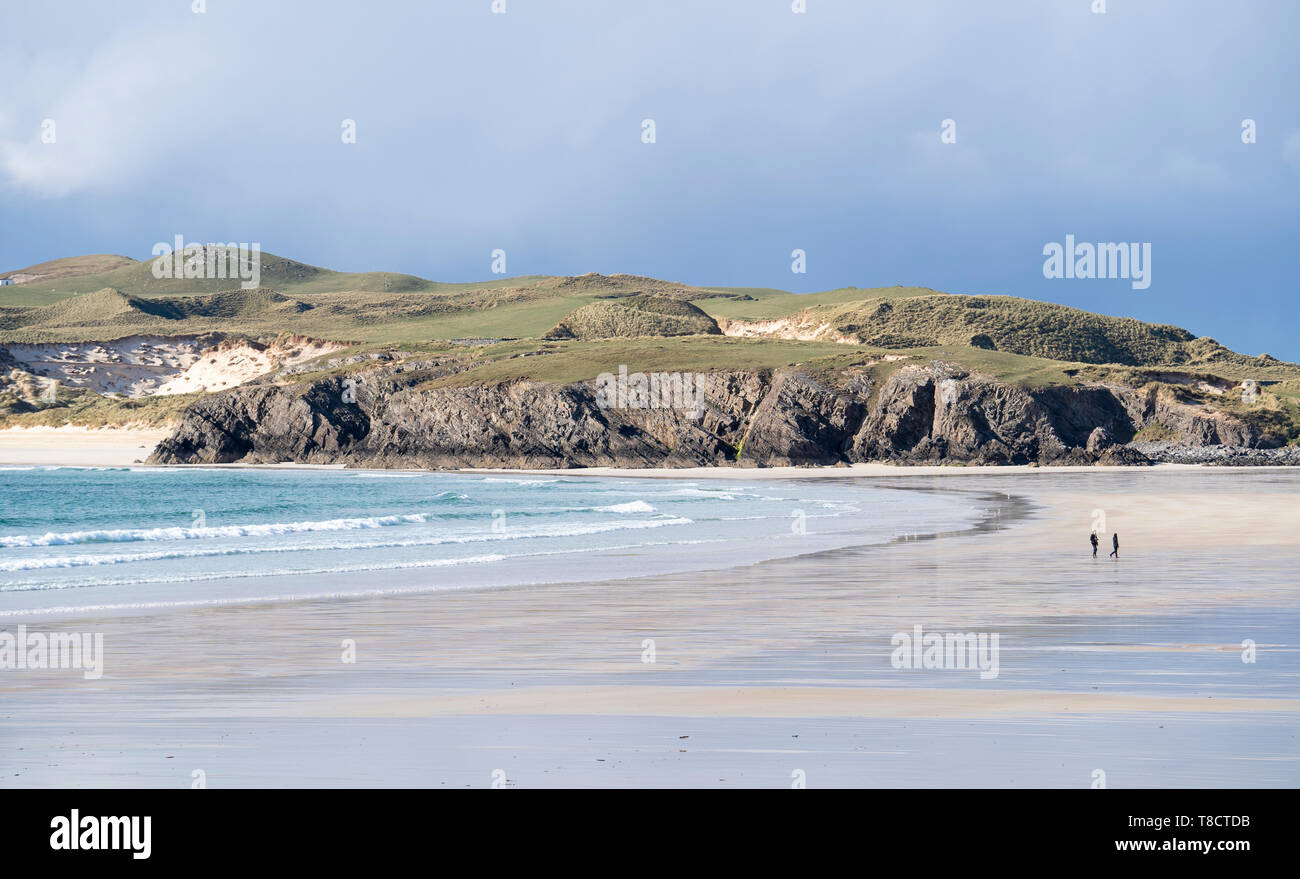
[1,469,1297,787]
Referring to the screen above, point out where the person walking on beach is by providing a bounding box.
[1090,531,1099,558]
[1110,532,1119,558]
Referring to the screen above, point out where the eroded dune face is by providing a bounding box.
[5,337,206,396]
[716,315,856,344]
[152,337,343,395]
[4,335,346,397]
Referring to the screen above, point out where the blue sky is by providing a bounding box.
[2,0,1297,359]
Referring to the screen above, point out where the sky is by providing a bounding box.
[1,0,1297,359]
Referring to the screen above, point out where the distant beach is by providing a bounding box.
[0,426,170,468]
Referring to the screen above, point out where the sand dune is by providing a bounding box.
[3,334,345,398]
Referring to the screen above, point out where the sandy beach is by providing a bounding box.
[0,426,171,467]
[1,461,1296,787]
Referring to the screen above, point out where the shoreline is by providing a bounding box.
[0,474,1018,622]
[460,462,1248,479]
[4,468,1295,626]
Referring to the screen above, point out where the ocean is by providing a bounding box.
[0,466,986,618]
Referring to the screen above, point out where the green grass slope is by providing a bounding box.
[0,257,765,343]
[545,295,721,340]
[752,293,1267,368]
[2,251,440,305]
[1,254,138,285]
[696,285,940,319]
[0,287,318,341]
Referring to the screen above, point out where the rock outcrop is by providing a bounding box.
[148,361,1288,469]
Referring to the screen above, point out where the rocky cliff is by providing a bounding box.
[147,360,1289,468]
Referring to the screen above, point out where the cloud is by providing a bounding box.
[0,22,217,196]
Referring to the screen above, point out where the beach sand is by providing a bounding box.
[0,458,1297,787]
[0,426,171,467]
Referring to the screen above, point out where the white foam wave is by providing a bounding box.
[595,500,656,513]
[0,533,744,610]
[0,514,433,548]
[0,552,510,592]
[0,516,696,573]
[666,488,736,500]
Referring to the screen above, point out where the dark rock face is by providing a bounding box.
[152,379,370,464]
[1096,445,1152,466]
[738,371,864,466]
[1121,386,1258,447]
[147,362,1281,469]
[1086,427,1113,454]
[847,368,1137,466]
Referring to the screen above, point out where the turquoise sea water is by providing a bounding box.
[0,467,985,618]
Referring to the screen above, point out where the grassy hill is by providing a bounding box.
[545,295,721,340]
[0,287,320,341]
[2,251,444,305]
[0,252,1289,373]
[697,285,941,319]
[0,259,761,343]
[2,251,1297,441]
[1,254,137,285]
[748,293,1263,368]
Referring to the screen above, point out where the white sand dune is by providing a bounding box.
[153,337,343,395]
[5,336,205,397]
[4,334,345,398]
